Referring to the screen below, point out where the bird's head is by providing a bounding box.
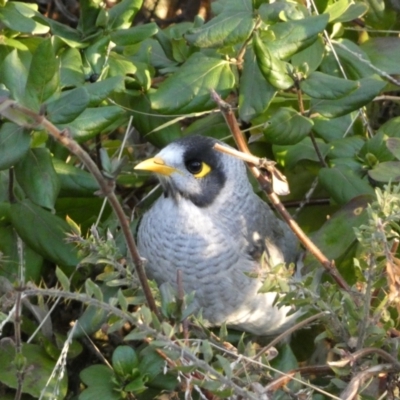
[134,135,248,208]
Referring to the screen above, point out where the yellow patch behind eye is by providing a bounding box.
[193,162,211,178]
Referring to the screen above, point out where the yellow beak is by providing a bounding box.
[134,157,178,176]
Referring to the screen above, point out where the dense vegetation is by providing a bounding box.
[0,0,400,398]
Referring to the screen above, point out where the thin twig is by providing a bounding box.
[210,90,351,292]
[0,99,158,316]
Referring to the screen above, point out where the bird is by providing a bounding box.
[134,135,300,336]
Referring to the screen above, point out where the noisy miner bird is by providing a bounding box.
[135,135,300,336]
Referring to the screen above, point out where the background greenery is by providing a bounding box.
[0,0,400,398]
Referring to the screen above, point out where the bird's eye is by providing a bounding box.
[185,160,211,178]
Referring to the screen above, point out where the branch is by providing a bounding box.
[0,99,158,316]
[210,90,352,292]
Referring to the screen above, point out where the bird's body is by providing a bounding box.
[136,135,299,336]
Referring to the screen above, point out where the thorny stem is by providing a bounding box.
[0,99,158,317]
[23,286,259,400]
[210,90,352,293]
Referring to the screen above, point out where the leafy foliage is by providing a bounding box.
[0,0,400,399]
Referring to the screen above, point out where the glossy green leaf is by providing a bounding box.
[359,132,394,163]
[56,266,70,291]
[185,0,254,48]
[274,137,330,169]
[322,39,376,80]
[14,148,60,210]
[361,37,400,75]
[10,199,80,269]
[46,87,90,124]
[377,116,400,138]
[334,3,368,22]
[311,77,386,118]
[368,161,400,182]
[386,137,400,160]
[150,53,235,113]
[0,2,49,34]
[319,166,375,205]
[25,38,60,109]
[84,36,110,75]
[85,76,126,106]
[183,113,231,140]
[77,0,101,36]
[313,114,356,142]
[263,108,313,145]
[253,33,294,90]
[53,159,99,197]
[80,365,120,400]
[107,0,142,29]
[0,341,67,398]
[291,36,325,73]
[305,196,370,270]
[110,23,158,46]
[59,106,127,142]
[239,47,276,122]
[112,346,139,376]
[1,49,31,104]
[60,47,85,88]
[0,123,30,170]
[258,1,307,23]
[324,0,351,22]
[300,72,359,100]
[119,91,182,147]
[267,14,329,59]
[328,137,364,159]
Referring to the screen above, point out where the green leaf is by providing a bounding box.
[239,47,276,122]
[46,87,90,124]
[85,76,126,106]
[368,161,400,182]
[324,0,351,22]
[305,196,370,270]
[14,148,60,210]
[59,106,126,142]
[0,123,31,170]
[387,137,400,160]
[107,0,142,29]
[334,3,368,23]
[361,37,400,75]
[359,132,394,163]
[253,32,294,90]
[85,279,104,301]
[0,2,49,34]
[80,365,120,400]
[319,166,375,205]
[291,36,325,73]
[185,0,254,48]
[10,199,80,269]
[263,108,313,145]
[25,38,60,109]
[112,346,139,376]
[328,137,364,159]
[300,72,359,100]
[274,137,330,169]
[53,158,100,197]
[313,114,356,141]
[77,0,101,36]
[311,76,386,118]
[110,23,158,46]
[267,14,329,59]
[0,341,67,398]
[56,266,70,291]
[1,49,31,104]
[258,1,308,23]
[150,53,235,113]
[0,225,43,282]
[60,47,85,88]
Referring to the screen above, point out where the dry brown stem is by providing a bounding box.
[210,90,352,292]
[0,99,158,316]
